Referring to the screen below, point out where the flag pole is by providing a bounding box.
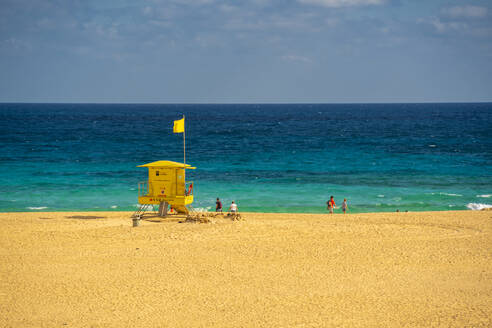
[183,115,186,166]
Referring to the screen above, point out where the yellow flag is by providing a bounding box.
[173,117,184,133]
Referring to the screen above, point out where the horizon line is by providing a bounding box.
[1,101,492,105]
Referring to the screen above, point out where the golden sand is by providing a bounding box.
[1,211,491,327]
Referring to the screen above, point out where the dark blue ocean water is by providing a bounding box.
[1,103,491,213]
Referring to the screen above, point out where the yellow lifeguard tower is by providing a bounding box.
[133,115,195,218]
[135,160,195,216]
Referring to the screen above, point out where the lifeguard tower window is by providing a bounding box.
[156,171,159,176]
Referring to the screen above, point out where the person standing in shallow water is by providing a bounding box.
[342,198,348,214]
[327,196,336,214]
[230,201,238,213]
[216,198,222,212]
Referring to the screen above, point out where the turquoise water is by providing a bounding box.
[0,103,491,213]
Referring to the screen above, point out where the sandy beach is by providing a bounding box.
[1,210,491,327]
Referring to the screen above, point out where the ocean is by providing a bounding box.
[0,103,491,213]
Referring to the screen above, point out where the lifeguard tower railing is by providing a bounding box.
[138,181,150,198]
[138,181,194,197]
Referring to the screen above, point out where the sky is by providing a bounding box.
[1,0,491,103]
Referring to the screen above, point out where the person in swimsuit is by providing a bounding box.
[341,198,348,214]
[230,201,238,213]
[216,198,222,212]
[326,196,336,214]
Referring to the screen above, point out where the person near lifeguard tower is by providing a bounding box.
[327,196,336,214]
[230,201,238,213]
[216,198,223,212]
[186,183,193,196]
[341,198,348,214]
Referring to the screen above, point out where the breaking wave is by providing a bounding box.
[466,203,492,211]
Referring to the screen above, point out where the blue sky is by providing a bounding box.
[1,0,491,103]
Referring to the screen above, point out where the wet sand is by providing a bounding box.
[1,210,491,327]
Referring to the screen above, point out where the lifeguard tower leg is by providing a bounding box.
[158,201,169,217]
[173,205,189,215]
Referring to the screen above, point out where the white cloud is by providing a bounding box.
[170,0,215,5]
[251,0,271,5]
[223,12,321,32]
[443,6,487,19]
[150,20,172,28]
[37,18,55,29]
[82,22,121,40]
[282,54,312,63]
[418,16,492,37]
[298,0,385,8]
[430,18,468,33]
[219,4,238,13]
[142,6,153,16]
[324,17,339,27]
[1,38,32,52]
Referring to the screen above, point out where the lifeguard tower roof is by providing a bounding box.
[137,160,196,169]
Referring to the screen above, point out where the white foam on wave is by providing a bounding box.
[430,192,462,197]
[111,205,117,209]
[466,203,492,211]
[427,192,462,197]
[477,194,491,198]
[27,206,48,210]
[193,206,212,212]
[377,194,385,198]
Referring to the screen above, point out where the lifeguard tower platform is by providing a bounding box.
[133,160,195,217]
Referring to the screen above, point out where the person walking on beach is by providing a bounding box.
[230,201,238,214]
[341,198,348,214]
[327,196,336,214]
[216,198,222,212]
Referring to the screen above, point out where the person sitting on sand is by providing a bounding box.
[216,198,222,212]
[327,196,336,214]
[230,201,238,214]
[341,198,348,214]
